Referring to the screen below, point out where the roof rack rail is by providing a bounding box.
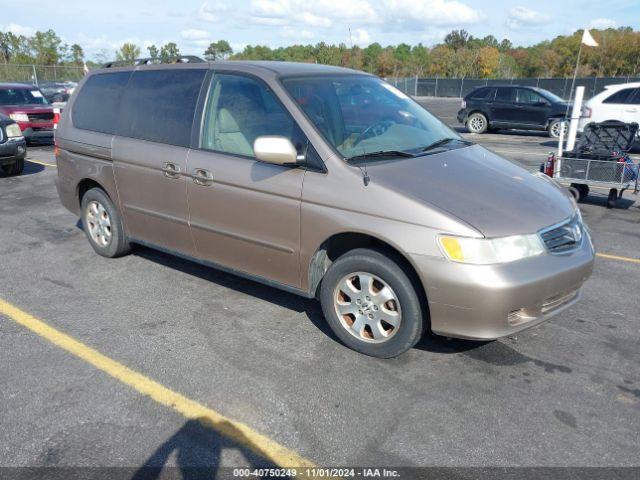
[102,55,205,68]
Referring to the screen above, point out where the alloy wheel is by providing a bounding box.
[333,272,402,343]
[85,200,112,247]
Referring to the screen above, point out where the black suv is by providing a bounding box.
[0,114,26,175]
[457,86,570,138]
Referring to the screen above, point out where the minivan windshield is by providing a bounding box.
[282,75,462,160]
[0,88,48,105]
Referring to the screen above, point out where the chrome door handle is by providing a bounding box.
[162,162,181,178]
[192,168,214,186]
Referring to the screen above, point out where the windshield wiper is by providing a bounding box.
[345,150,415,162]
[421,137,472,152]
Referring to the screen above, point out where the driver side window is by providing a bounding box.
[201,73,305,158]
[517,89,544,104]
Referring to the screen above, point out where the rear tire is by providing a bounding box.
[466,113,488,134]
[1,158,24,176]
[81,187,131,258]
[319,248,425,358]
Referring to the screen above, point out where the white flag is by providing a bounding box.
[582,29,599,47]
[83,61,89,75]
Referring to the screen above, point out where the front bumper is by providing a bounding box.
[0,138,27,165]
[411,231,595,340]
[457,109,467,124]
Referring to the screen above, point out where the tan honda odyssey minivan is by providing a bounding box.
[55,58,595,358]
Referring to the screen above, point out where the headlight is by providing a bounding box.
[9,113,29,122]
[5,123,23,138]
[438,233,545,264]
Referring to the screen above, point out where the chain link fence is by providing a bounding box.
[0,64,87,85]
[392,76,640,100]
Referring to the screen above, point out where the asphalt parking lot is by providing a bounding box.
[1,99,639,477]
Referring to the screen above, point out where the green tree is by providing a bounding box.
[204,40,233,61]
[147,44,159,59]
[70,44,84,65]
[30,29,62,64]
[444,30,470,51]
[116,43,141,63]
[160,42,180,61]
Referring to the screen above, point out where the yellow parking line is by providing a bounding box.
[597,253,640,265]
[26,159,57,168]
[0,298,316,472]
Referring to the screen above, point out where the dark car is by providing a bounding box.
[457,86,570,138]
[0,114,27,175]
[0,83,55,143]
[39,81,76,103]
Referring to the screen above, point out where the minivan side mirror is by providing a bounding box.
[254,136,298,166]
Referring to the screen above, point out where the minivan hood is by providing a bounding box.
[367,144,574,237]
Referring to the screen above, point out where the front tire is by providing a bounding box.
[81,187,130,258]
[320,248,425,358]
[466,112,488,134]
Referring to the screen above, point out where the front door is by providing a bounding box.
[187,73,306,288]
[514,88,549,126]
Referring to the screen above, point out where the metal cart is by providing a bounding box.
[545,121,640,208]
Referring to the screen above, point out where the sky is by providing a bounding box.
[1,0,639,60]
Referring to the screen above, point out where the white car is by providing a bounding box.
[579,82,640,135]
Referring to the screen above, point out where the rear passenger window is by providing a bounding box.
[200,73,305,158]
[603,88,634,104]
[72,72,130,134]
[117,69,206,147]
[470,88,494,100]
[495,88,515,102]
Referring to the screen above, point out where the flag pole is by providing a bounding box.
[560,40,584,154]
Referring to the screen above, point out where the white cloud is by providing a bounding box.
[181,29,211,40]
[294,12,332,28]
[506,6,549,29]
[251,0,290,18]
[2,23,36,37]
[248,0,378,28]
[249,16,290,25]
[590,18,617,29]
[384,0,482,27]
[351,28,371,46]
[280,27,315,39]
[198,2,229,23]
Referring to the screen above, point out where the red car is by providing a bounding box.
[0,83,55,143]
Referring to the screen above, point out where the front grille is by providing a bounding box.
[27,112,54,121]
[539,215,583,253]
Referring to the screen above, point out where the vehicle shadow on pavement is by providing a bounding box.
[132,247,340,342]
[130,417,282,480]
[134,246,498,356]
[0,160,44,177]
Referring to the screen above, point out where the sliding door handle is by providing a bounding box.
[162,162,181,178]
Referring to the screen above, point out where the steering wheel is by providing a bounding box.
[353,120,393,147]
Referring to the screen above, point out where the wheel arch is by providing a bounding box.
[77,178,110,207]
[307,232,429,310]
